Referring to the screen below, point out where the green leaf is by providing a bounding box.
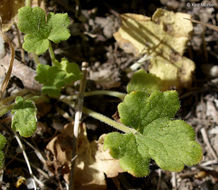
[11,96,37,137]
[0,134,6,168]
[35,64,66,97]
[104,91,202,177]
[35,59,82,97]
[47,13,71,43]
[127,69,163,94]
[23,35,49,55]
[104,132,150,176]
[17,6,70,55]
[57,58,83,84]
[118,91,180,133]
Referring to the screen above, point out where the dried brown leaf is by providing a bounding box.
[0,0,25,32]
[46,123,123,189]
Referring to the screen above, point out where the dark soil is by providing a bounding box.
[0,0,218,190]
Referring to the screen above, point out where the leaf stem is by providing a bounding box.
[48,42,56,65]
[60,94,135,134]
[0,94,48,117]
[25,0,31,7]
[32,54,40,65]
[84,90,126,100]
[82,107,137,134]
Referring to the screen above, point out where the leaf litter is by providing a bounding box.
[46,122,123,189]
[0,0,218,189]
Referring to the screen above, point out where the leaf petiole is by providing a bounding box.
[48,42,57,65]
[84,90,126,100]
[82,107,137,134]
[25,0,31,7]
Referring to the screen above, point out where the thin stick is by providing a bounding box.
[14,132,37,190]
[184,18,218,32]
[201,160,218,167]
[0,29,15,99]
[69,62,88,190]
[202,27,208,63]
[156,169,161,190]
[74,62,88,137]
[129,54,150,72]
[21,138,47,165]
[171,172,177,190]
[14,23,25,64]
[200,128,218,161]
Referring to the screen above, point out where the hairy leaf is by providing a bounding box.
[17,6,70,55]
[127,69,163,93]
[104,91,202,177]
[47,13,71,43]
[118,91,180,133]
[35,59,82,97]
[56,58,83,84]
[0,134,6,168]
[11,96,37,137]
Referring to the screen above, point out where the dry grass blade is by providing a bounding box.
[184,18,218,32]
[0,19,15,99]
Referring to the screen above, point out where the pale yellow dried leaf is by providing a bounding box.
[114,9,195,89]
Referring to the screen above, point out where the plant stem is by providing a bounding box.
[0,89,28,107]
[84,90,126,100]
[48,42,56,65]
[60,96,136,134]
[25,0,31,6]
[32,54,40,65]
[0,95,48,117]
[82,107,137,134]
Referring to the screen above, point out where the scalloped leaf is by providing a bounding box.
[35,59,82,97]
[56,58,83,84]
[0,134,6,168]
[11,96,37,137]
[118,91,180,133]
[104,91,202,177]
[127,69,163,93]
[17,6,70,55]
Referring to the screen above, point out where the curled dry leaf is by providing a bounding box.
[46,123,123,190]
[114,8,195,90]
[0,0,25,32]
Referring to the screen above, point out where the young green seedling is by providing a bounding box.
[102,71,202,177]
[104,90,202,176]
[17,6,70,55]
[17,6,83,97]
[11,96,37,137]
[0,6,83,168]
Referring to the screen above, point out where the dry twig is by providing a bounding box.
[69,62,88,190]
[200,128,218,161]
